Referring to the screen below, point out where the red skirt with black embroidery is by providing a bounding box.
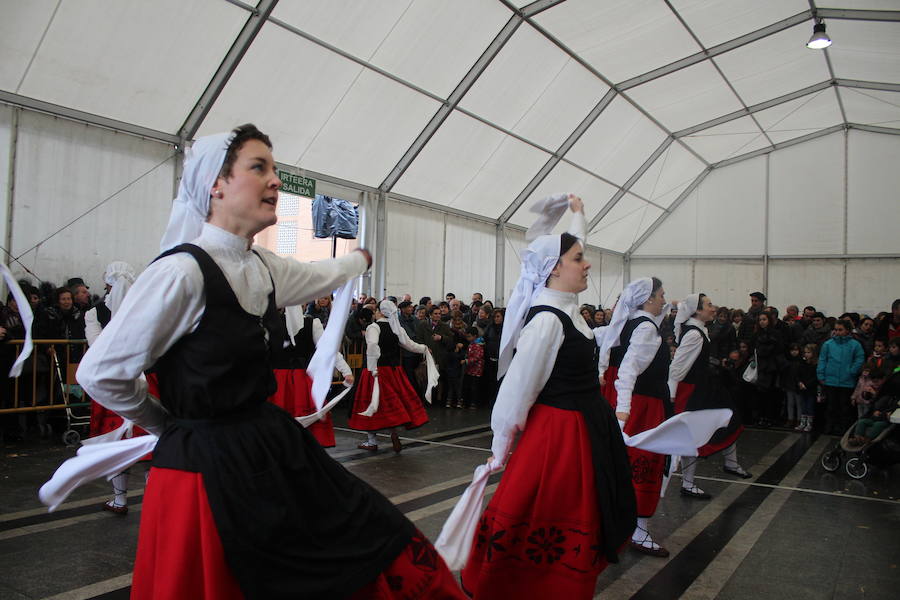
[460,403,609,600]
[132,467,464,600]
[673,381,743,457]
[348,367,428,431]
[268,368,335,448]
[621,393,667,518]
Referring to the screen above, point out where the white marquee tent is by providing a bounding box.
[1,0,898,316]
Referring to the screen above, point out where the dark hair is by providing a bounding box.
[419,296,431,306]
[53,287,72,305]
[650,277,663,295]
[716,306,730,318]
[812,312,825,320]
[804,305,816,312]
[695,293,708,314]
[888,338,900,349]
[438,301,449,309]
[219,124,272,179]
[429,306,442,316]
[834,319,852,332]
[445,293,456,299]
[355,307,373,325]
[466,327,478,336]
[893,298,900,311]
[398,300,413,309]
[560,232,579,256]
[788,342,802,353]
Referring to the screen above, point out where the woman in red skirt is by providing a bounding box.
[268,306,353,447]
[669,293,752,500]
[461,195,635,599]
[77,125,464,599]
[598,276,672,557]
[349,300,434,452]
[83,260,151,515]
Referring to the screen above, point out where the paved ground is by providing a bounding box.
[1,405,898,599]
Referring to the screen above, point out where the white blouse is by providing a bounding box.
[613,309,664,415]
[667,317,708,398]
[77,223,368,435]
[365,319,428,373]
[308,317,352,378]
[490,287,593,463]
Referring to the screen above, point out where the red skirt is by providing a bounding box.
[603,367,619,412]
[88,373,154,444]
[622,394,667,518]
[461,404,608,600]
[268,369,335,448]
[133,467,463,600]
[673,382,743,457]
[348,367,428,431]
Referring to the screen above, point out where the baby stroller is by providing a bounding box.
[820,400,900,479]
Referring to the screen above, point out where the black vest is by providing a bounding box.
[147,243,414,599]
[271,316,316,370]
[612,316,670,401]
[526,306,636,563]
[95,302,111,328]
[680,324,711,386]
[376,322,402,367]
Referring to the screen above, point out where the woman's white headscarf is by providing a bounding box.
[159,132,232,252]
[598,277,654,359]
[674,293,701,342]
[102,261,136,317]
[497,193,573,378]
[378,299,439,402]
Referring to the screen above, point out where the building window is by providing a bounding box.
[276,223,298,254]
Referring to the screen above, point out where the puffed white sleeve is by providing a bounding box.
[84,308,101,346]
[396,325,428,354]
[255,248,368,309]
[311,317,352,377]
[490,313,564,464]
[76,256,205,436]
[668,329,703,398]
[594,325,609,378]
[365,323,381,373]
[614,321,661,415]
[567,209,587,241]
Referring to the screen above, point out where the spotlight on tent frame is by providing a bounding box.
[806,20,832,49]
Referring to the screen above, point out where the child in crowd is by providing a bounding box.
[782,343,803,429]
[849,369,894,447]
[462,327,484,410]
[851,361,884,418]
[796,344,819,432]
[870,339,887,370]
[886,338,900,373]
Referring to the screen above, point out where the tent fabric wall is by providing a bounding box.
[693,260,765,311]
[0,105,12,276]
[629,259,694,308]
[384,200,444,302]
[443,215,496,303]
[767,259,845,317]
[9,111,175,292]
[845,259,900,317]
[847,130,900,255]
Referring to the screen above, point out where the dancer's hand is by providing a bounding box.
[616,412,629,429]
[344,373,354,386]
[568,194,584,213]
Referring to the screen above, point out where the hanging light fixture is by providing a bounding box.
[806,19,832,49]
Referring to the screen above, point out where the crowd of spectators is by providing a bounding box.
[3,272,899,444]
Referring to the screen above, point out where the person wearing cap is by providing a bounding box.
[68,277,93,313]
[266,306,353,448]
[76,124,464,599]
[668,293,752,501]
[348,299,437,452]
[598,276,671,557]
[461,194,636,599]
[738,291,767,342]
[83,261,157,515]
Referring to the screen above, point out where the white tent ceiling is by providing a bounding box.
[1,0,899,260]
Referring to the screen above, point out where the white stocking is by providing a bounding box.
[680,457,705,494]
[632,517,660,549]
[367,431,378,445]
[723,444,740,469]
[110,471,129,507]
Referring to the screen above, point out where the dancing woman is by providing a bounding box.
[349,300,435,452]
[599,277,672,557]
[76,125,463,599]
[669,294,752,501]
[461,195,636,599]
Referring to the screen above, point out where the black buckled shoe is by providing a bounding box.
[680,486,712,499]
[723,465,753,479]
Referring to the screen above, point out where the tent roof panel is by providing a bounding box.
[671,0,809,48]
[460,26,610,149]
[533,0,702,83]
[630,143,706,207]
[17,0,247,133]
[565,95,668,185]
[626,60,744,131]
[841,87,900,126]
[826,20,900,83]
[588,193,663,253]
[681,116,769,163]
[289,70,441,187]
[754,87,845,143]
[392,111,550,218]
[820,0,900,9]
[273,0,511,99]
[714,23,833,107]
[197,21,367,164]
[0,0,58,92]
[507,161,619,231]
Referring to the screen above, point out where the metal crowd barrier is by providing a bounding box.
[1,339,89,415]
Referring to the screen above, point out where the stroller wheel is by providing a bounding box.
[62,429,81,448]
[821,450,840,472]
[845,457,868,479]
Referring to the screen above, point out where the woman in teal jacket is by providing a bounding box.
[817,319,865,434]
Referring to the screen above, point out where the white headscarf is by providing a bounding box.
[497,193,571,378]
[674,293,701,342]
[159,132,232,252]
[378,299,439,403]
[378,299,405,339]
[598,277,654,359]
[102,261,135,317]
